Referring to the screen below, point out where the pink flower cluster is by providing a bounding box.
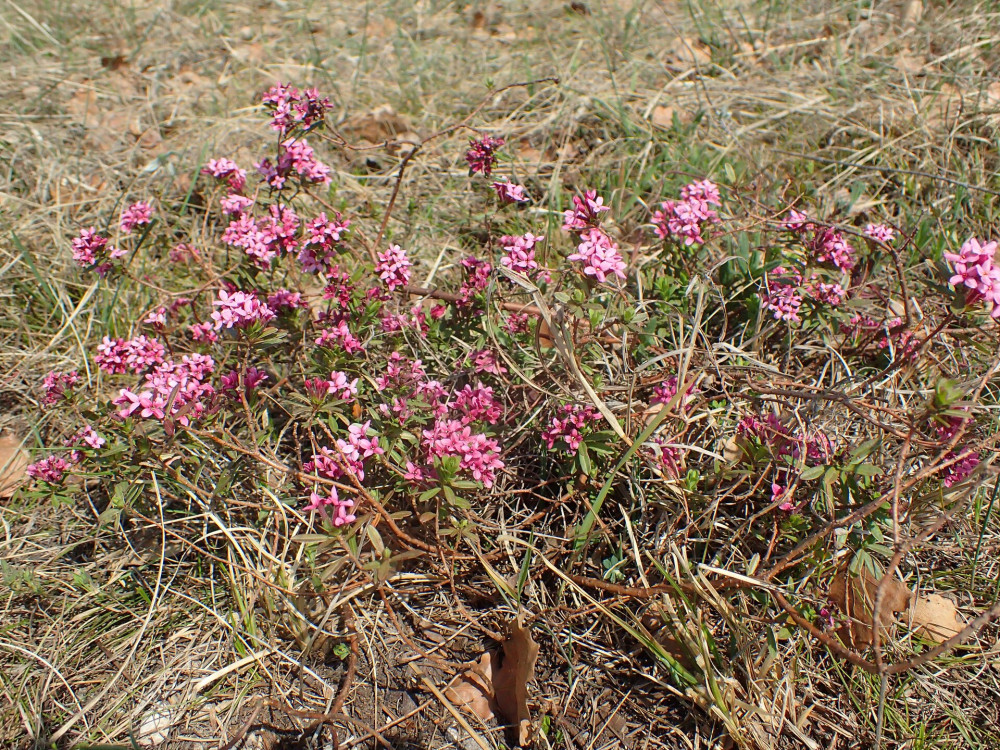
[42,370,80,406]
[466,135,504,176]
[542,404,599,454]
[737,413,831,466]
[864,223,895,244]
[304,421,383,482]
[761,263,846,323]
[422,419,504,487]
[114,354,215,425]
[567,228,626,283]
[492,178,528,203]
[467,348,506,376]
[305,487,357,527]
[761,267,804,322]
[71,227,125,275]
[96,335,166,374]
[326,371,360,400]
[316,316,365,354]
[375,244,412,291]
[650,376,697,410]
[562,191,625,284]
[499,233,543,275]
[944,237,1000,317]
[452,382,502,425]
[220,366,268,396]
[211,290,276,330]
[120,201,153,234]
[202,158,247,191]
[222,203,302,269]
[782,212,857,272]
[652,179,721,246]
[457,257,492,306]
[27,455,74,483]
[262,83,331,135]
[256,138,331,189]
[298,212,351,273]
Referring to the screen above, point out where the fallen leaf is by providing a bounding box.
[343,105,413,144]
[492,614,538,746]
[0,435,29,498]
[666,36,712,68]
[829,562,911,650]
[910,593,965,644]
[444,652,495,721]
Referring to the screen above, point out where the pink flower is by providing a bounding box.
[453,382,502,424]
[255,138,331,188]
[422,419,504,487]
[492,178,529,203]
[267,288,306,311]
[942,450,980,487]
[465,135,504,176]
[567,228,626,283]
[760,267,804,322]
[114,389,166,420]
[944,237,1000,314]
[812,228,855,272]
[864,223,895,244]
[680,179,722,206]
[41,370,80,406]
[772,483,794,512]
[542,404,599,454]
[326,371,360,400]
[95,335,166,374]
[375,244,412,291]
[144,307,167,328]
[120,201,154,234]
[202,158,247,191]
[499,233,543,275]
[458,257,492,306]
[220,194,254,216]
[188,321,218,343]
[305,487,356,526]
[262,83,330,135]
[781,209,812,233]
[316,318,365,353]
[211,289,276,330]
[467,348,507,376]
[71,227,117,270]
[27,455,74,483]
[562,190,610,232]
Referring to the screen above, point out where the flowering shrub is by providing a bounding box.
[23,81,999,699]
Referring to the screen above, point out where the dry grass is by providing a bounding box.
[2,1,1000,749]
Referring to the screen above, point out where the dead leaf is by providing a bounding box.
[829,563,911,650]
[910,593,965,644]
[492,614,538,746]
[444,652,495,721]
[666,36,712,68]
[0,435,29,498]
[343,105,413,144]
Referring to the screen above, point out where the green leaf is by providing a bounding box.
[800,465,826,481]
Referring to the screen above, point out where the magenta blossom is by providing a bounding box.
[492,178,529,203]
[120,201,154,234]
[567,228,626,283]
[465,135,504,176]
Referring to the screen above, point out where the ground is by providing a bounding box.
[2,1,1000,749]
